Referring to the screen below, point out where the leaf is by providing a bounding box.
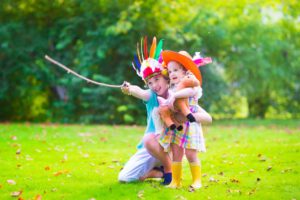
[281,168,292,173]
[259,156,267,162]
[78,132,92,137]
[35,149,42,153]
[247,188,256,195]
[137,190,144,199]
[188,187,195,193]
[55,37,72,50]
[53,170,69,176]
[285,128,293,134]
[53,171,63,176]
[256,177,261,182]
[82,154,89,158]
[7,180,16,185]
[61,154,68,163]
[248,169,255,173]
[100,137,108,142]
[10,136,17,140]
[35,194,42,200]
[209,177,219,182]
[230,178,240,183]
[16,149,21,155]
[175,195,187,200]
[11,191,22,197]
[267,166,272,171]
[227,189,241,194]
[11,143,21,147]
[25,155,33,161]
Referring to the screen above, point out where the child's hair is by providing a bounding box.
[175,62,186,72]
[144,74,170,88]
[165,61,187,75]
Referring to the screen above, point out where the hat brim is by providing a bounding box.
[162,50,202,85]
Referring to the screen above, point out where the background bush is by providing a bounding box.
[0,0,299,124]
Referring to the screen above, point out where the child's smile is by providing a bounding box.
[167,61,186,85]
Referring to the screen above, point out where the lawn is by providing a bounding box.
[0,120,299,200]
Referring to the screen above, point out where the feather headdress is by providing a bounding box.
[132,36,164,81]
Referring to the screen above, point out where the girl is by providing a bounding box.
[160,50,212,190]
[118,37,173,185]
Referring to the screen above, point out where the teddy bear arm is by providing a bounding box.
[174,98,190,116]
[159,105,175,128]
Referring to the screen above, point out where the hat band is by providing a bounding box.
[144,72,162,81]
[143,67,161,80]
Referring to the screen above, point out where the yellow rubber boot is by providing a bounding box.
[189,162,202,189]
[167,162,182,188]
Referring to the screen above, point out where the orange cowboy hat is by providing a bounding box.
[161,50,203,85]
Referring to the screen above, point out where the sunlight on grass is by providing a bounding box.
[0,120,299,199]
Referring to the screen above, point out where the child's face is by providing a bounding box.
[147,74,169,97]
[167,61,186,85]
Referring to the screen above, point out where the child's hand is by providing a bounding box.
[121,81,131,95]
[167,92,176,111]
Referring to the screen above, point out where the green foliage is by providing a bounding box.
[0,0,299,123]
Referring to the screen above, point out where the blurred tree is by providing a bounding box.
[0,0,299,123]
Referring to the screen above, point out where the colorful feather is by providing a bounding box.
[158,54,163,63]
[132,62,140,76]
[144,36,148,59]
[134,55,141,71]
[149,37,156,58]
[154,39,164,60]
[140,37,144,61]
[131,62,137,71]
[136,43,142,64]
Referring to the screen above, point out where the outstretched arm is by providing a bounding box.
[121,82,151,101]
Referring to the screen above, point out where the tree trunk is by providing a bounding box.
[248,97,269,118]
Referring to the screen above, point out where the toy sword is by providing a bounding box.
[45,55,122,88]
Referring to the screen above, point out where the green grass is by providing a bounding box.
[0,120,299,200]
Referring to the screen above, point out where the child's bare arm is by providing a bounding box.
[173,87,198,99]
[167,87,198,110]
[193,105,212,124]
[121,82,151,101]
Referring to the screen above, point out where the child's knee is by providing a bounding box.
[143,134,156,149]
[185,149,198,162]
[171,144,184,161]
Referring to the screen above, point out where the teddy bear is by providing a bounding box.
[158,72,200,131]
